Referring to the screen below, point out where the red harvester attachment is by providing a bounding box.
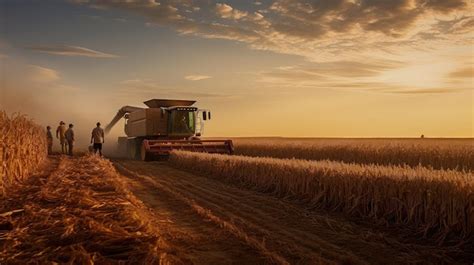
[141,139,234,160]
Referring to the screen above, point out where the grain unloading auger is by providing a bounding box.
[105,99,234,160]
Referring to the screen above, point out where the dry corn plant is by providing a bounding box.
[233,138,474,171]
[0,111,47,196]
[169,151,474,243]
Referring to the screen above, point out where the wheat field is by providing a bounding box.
[0,111,47,196]
[232,138,474,171]
[1,113,472,262]
[169,150,474,242]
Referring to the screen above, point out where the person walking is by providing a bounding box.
[46,126,53,155]
[56,121,67,154]
[91,122,105,156]
[65,124,75,156]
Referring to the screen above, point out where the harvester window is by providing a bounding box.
[188,112,195,130]
[170,111,195,135]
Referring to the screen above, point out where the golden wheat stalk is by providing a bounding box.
[233,138,474,171]
[0,111,47,196]
[169,150,474,241]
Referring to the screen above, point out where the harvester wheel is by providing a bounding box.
[128,139,139,160]
[140,142,152,161]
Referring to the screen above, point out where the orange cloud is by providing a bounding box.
[184,75,212,81]
[28,65,60,83]
[26,45,118,58]
[448,66,474,79]
[215,3,248,20]
[73,0,472,63]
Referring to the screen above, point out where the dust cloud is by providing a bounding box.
[0,60,124,155]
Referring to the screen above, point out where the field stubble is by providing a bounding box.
[169,150,474,244]
[0,155,183,264]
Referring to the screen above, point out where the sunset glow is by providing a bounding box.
[0,0,472,139]
[1,2,473,263]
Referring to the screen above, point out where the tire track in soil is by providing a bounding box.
[114,160,464,265]
[113,162,268,265]
[119,167,348,264]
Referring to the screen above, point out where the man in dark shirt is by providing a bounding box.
[65,124,75,156]
[91,122,105,156]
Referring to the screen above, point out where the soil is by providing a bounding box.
[1,155,471,264]
[113,159,472,265]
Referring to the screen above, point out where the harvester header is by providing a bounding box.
[106,98,233,160]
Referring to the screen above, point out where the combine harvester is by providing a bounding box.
[105,99,233,160]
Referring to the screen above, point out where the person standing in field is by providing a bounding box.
[46,126,53,155]
[56,121,67,154]
[91,122,105,156]
[65,124,75,156]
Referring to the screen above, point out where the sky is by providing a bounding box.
[0,0,473,141]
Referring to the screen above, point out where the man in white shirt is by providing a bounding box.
[56,121,67,154]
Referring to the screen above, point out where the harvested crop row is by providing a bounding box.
[233,138,474,171]
[169,151,474,242]
[0,155,181,264]
[0,111,47,196]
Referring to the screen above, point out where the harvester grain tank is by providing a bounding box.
[105,99,233,160]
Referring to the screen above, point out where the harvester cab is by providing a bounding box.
[105,99,233,160]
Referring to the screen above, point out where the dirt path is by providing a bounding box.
[113,162,265,265]
[114,160,468,265]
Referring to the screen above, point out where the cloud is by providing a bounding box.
[413,16,474,42]
[28,65,60,83]
[388,88,466,94]
[22,65,80,91]
[421,0,466,13]
[73,0,472,63]
[435,16,474,34]
[215,3,248,20]
[257,59,472,95]
[120,79,156,86]
[334,83,467,95]
[176,22,261,43]
[259,60,404,84]
[448,66,473,79]
[26,45,119,58]
[2,61,78,111]
[66,1,472,98]
[184,75,212,81]
[268,0,471,39]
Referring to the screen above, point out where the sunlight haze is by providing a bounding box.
[0,0,472,139]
